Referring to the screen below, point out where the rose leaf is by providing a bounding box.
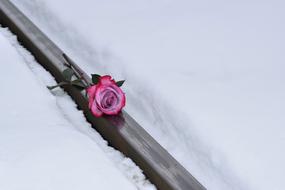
[116,80,125,87]
[91,74,101,84]
[47,81,69,90]
[71,79,86,91]
[62,68,74,81]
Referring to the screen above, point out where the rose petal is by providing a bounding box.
[99,75,116,85]
[106,92,125,115]
[87,85,97,108]
[95,84,126,115]
[87,85,104,117]
[87,85,97,95]
[90,100,103,117]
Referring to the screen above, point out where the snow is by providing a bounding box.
[9,0,285,189]
[0,27,155,190]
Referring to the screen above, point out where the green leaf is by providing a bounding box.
[47,81,69,90]
[47,86,57,90]
[72,84,85,91]
[91,74,101,84]
[71,79,86,91]
[62,68,74,81]
[116,80,125,87]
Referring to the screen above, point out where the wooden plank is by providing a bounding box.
[0,1,206,189]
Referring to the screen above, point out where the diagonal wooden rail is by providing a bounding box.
[0,0,206,189]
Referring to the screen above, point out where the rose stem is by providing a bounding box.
[62,53,92,87]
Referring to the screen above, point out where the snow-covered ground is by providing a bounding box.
[0,27,155,190]
[9,0,285,189]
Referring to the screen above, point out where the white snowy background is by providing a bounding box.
[3,0,285,189]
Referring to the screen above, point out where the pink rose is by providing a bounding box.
[87,75,126,117]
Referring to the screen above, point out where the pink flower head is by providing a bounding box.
[87,75,126,117]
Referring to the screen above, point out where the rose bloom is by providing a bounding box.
[87,75,126,117]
